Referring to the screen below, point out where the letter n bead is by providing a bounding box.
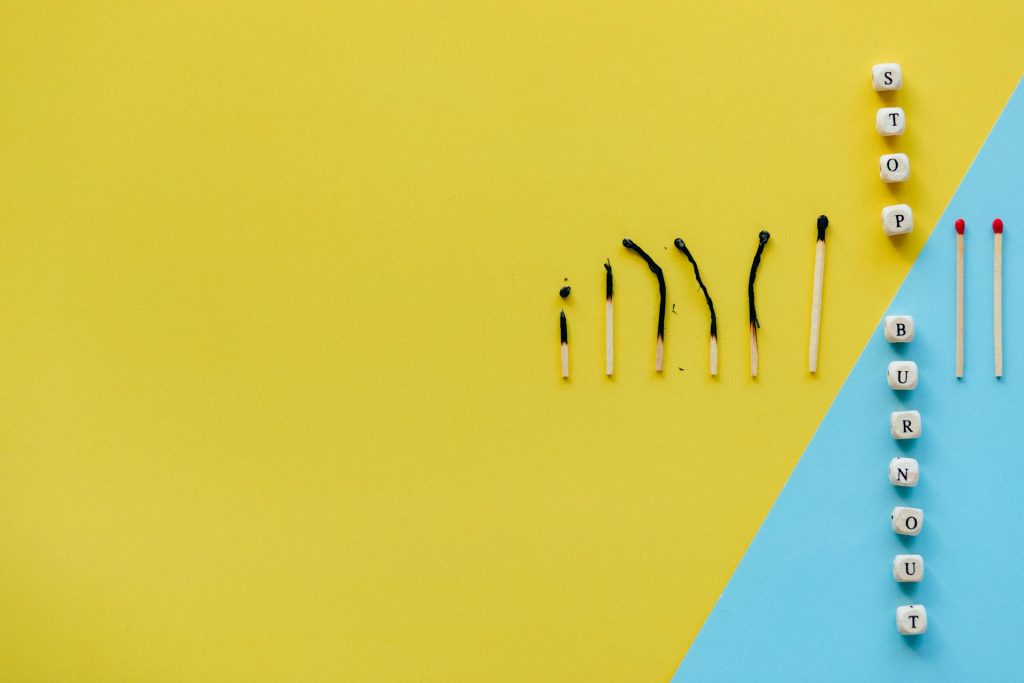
[888,457,919,487]
[890,410,921,439]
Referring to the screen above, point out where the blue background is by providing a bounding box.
[674,78,1024,681]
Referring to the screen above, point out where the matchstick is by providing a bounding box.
[605,260,614,376]
[623,239,666,372]
[559,286,570,379]
[674,238,718,376]
[994,218,1004,377]
[748,231,771,378]
[808,215,829,374]
[955,219,965,378]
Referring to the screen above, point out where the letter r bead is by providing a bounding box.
[890,410,921,439]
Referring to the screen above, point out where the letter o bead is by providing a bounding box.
[880,153,910,183]
[892,506,924,536]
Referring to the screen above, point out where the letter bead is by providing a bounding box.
[872,63,903,91]
[887,361,918,390]
[896,604,927,635]
[880,153,910,183]
[894,554,924,582]
[890,410,921,440]
[877,107,906,136]
[888,457,919,487]
[892,506,924,536]
[884,315,914,342]
[882,204,914,236]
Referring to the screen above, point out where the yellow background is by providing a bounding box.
[1,2,1020,680]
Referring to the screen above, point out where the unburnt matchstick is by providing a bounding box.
[748,230,771,378]
[955,219,965,378]
[605,260,614,377]
[559,286,571,379]
[674,238,718,376]
[808,215,829,374]
[622,239,666,372]
[994,218,1004,377]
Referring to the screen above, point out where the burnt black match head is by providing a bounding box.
[758,230,771,245]
[622,238,634,249]
[559,286,571,299]
[817,215,829,241]
[673,238,686,250]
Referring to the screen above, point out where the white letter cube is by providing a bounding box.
[888,360,918,390]
[890,410,921,439]
[880,153,910,183]
[888,457,919,487]
[872,63,903,91]
[884,315,914,342]
[877,107,906,136]
[882,205,914,236]
[892,506,924,536]
[894,554,924,582]
[896,604,927,635]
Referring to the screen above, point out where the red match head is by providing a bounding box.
[994,218,1004,234]
[955,218,965,234]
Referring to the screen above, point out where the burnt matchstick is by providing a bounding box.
[994,218,1004,377]
[748,231,771,378]
[808,215,829,374]
[622,239,666,372]
[559,286,570,379]
[674,238,718,376]
[955,219,965,378]
[605,260,614,376]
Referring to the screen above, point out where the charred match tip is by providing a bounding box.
[955,218,965,234]
[816,215,829,240]
[673,238,686,250]
[559,286,571,298]
[604,259,611,272]
[758,230,771,244]
[622,238,634,248]
[994,218,1004,234]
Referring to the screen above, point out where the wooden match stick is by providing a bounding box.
[808,215,829,374]
[748,231,771,378]
[955,219,965,378]
[674,238,718,376]
[623,239,666,372]
[605,260,614,376]
[559,286,570,379]
[994,218,1004,377]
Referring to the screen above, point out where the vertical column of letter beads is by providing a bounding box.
[873,64,913,236]
[884,315,927,636]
